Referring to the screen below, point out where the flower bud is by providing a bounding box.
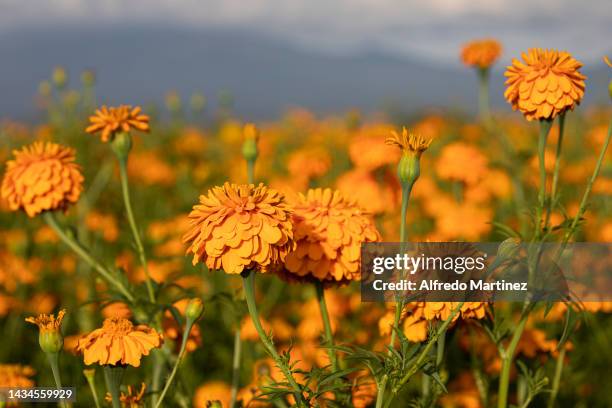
[185,298,204,322]
[39,330,63,354]
[52,66,67,89]
[81,70,96,87]
[110,132,133,162]
[497,237,521,261]
[242,124,259,163]
[397,153,420,187]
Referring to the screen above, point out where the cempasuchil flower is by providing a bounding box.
[283,188,381,284]
[183,182,295,274]
[86,105,150,142]
[76,317,163,367]
[1,142,84,217]
[461,39,502,69]
[504,49,586,121]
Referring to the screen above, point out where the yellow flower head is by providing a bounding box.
[1,142,84,217]
[283,188,381,284]
[86,105,150,142]
[76,317,163,367]
[183,182,295,274]
[604,56,612,68]
[25,309,66,333]
[385,127,432,157]
[461,38,503,69]
[105,383,146,408]
[504,49,586,121]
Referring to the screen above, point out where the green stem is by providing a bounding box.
[547,346,566,408]
[154,322,194,408]
[84,371,102,408]
[315,282,338,372]
[377,182,413,408]
[383,303,464,408]
[387,182,413,352]
[117,158,156,304]
[103,366,124,408]
[497,310,529,408]
[43,212,134,302]
[478,68,491,123]
[247,160,255,185]
[558,117,612,251]
[535,119,553,240]
[47,353,69,408]
[229,328,242,408]
[544,113,565,233]
[242,271,305,406]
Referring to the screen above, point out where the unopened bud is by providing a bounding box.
[110,132,133,162]
[52,67,67,89]
[185,298,204,322]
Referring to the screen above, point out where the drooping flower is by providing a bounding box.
[76,317,163,367]
[1,142,84,217]
[504,49,586,121]
[183,182,295,274]
[283,188,381,284]
[105,383,146,408]
[461,39,502,69]
[86,105,150,142]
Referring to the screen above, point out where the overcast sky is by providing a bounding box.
[1,0,610,65]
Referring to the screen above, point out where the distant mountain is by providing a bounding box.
[0,25,609,120]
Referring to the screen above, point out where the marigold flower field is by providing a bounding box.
[0,42,611,408]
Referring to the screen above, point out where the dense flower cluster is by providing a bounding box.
[461,39,503,69]
[1,142,83,217]
[183,182,295,274]
[284,188,381,283]
[504,49,586,121]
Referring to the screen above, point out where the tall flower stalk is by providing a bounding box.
[375,128,431,407]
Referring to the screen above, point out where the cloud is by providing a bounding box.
[1,0,610,63]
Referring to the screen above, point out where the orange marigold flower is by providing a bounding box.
[25,309,66,333]
[193,381,231,408]
[435,142,488,185]
[86,105,150,142]
[385,127,432,156]
[1,142,84,217]
[76,317,163,367]
[461,38,502,69]
[183,182,295,274]
[0,364,35,388]
[105,383,146,407]
[284,188,381,284]
[504,49,586,121]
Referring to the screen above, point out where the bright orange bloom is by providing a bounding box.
[351,372,377,408]
[193,381,231,408]
[183,183,295,274]
[86,105,150,142]
[435,142,488,185]
[76,317,163,367]
[604,56,612,68]
[0,364,35,388]
[284,188,381,283]
[504,49,586,121]
[385,127,432,156]
[461,39,502,69]
[1,142,83,217]
[25,309,66,333]
[105,383,146,407]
